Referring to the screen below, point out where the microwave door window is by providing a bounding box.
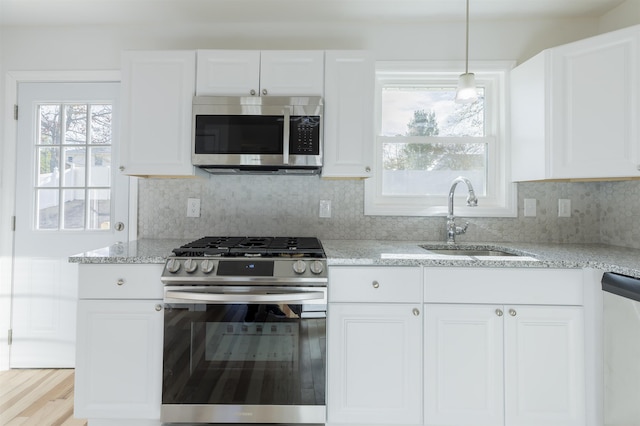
[195,116,284,155]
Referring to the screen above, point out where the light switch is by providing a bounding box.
[523,198,537,217]
[558,199,571,217]
[319,200,331,218]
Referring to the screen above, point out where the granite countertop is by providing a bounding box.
[69,238,640,279]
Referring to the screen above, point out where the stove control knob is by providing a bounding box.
[292,259,307,274]
[184,259,198,273]
[310,260,324,275]
[201,259,215,274]
[166,258,181,273]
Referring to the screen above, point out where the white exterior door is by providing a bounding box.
[11,82,129,368]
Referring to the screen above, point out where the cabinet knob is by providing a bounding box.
[262,88,268,95]
[116,278,125,286]
[119,166,125,172]
[250,89,256,96]
[412,308,420,316]
[372,280,380,289]
[155,304,163,312]
[509,308,517,317]
[365,166,371,173]
[495,308,503,317]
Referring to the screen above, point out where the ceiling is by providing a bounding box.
[0,0,629,26]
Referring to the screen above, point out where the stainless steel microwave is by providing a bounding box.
[192,96,323,174]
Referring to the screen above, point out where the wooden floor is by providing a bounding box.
[0,369,87,426]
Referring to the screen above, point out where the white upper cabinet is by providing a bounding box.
[196,50,324,96]
[322,50,374,178]
[120,50,203,177]
[511,25,640,181]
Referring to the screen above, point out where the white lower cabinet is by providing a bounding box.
[424,268,586,426]
[327,266,423,425]
[74,264,164,425]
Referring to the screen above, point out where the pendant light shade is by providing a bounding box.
[455,0,478,104]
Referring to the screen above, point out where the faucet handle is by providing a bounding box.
[456,221,469,235]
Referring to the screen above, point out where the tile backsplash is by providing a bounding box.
[137,175,638,247]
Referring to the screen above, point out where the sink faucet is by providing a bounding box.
[446,176,478,244]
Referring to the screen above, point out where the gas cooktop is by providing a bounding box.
[171,236,325,258]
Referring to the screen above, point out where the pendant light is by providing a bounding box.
[455,0,478,103]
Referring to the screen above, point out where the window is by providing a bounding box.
[364,61,516,217]
[35,102,114,230]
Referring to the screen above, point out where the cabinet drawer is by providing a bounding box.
[329,266,422,303]
[424,267,584,305]
[78,264,164,300]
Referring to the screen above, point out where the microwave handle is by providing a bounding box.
[283,106,291,164]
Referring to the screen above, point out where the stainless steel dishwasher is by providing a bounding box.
[601,272,640,426]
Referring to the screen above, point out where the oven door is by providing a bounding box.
[161,285,327,424]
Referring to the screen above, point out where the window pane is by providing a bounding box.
[62,147,86,187]
[64,104,87,144]
[88,189,111,230]
[381,87,484,137]
[37,189,59,229]
[90,104,112,144]
[38,147,60,187]
[38,105,60,145]
[382,142,486,196]
[62,189,85,229]
[88,147,111,186]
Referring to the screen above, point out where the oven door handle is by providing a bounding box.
[165,289,325,304]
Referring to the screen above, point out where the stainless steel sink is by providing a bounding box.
[419,245,518,257]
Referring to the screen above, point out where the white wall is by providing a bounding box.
[0,14,614,370]
[599,0,640,33]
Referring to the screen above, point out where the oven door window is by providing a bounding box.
[162,301,326,406]
[194,115,284,155]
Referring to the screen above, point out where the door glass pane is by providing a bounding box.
[90,104,112,144]
[37,189,59,230]
[62,147,86,187]
[38,147,60,186]
[88,147,111,186]
[88,189,111,230]
[38,105,60,145]
[62,189,85,230]
[64,104,87,144]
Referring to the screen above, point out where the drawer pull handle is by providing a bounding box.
[155,304,163,312]
[116,279,125,286]
[412,308,420,316]
[495,309,503,317]
[509,308,517,317]
[372,280,380,289]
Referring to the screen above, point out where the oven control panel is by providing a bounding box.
[161,257,327,285]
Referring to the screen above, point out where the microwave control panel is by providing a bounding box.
[289,116,321,155]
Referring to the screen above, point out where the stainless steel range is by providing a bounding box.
[160,237,327,425]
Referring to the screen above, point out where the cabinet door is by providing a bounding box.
[259,50,324,96]
[504,305,585,426]
[196,50,260,96]
[75,300,164,419]
[322,50,374,178]
[327,303,422,425]
[550,28,640,179]
[424,304,504,426]
[120,50,199,177]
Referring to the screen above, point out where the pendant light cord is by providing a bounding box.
[465,0,470,74]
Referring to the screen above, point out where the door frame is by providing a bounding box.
[0,70,139,370]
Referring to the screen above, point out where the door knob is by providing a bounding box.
[114,222,125,231]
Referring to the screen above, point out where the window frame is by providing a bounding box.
[364,61,517,217]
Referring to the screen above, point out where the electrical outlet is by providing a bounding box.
[319,200,331,218]
[523,198,537,217]
[558,199,571,217]
[187,198,201,218]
